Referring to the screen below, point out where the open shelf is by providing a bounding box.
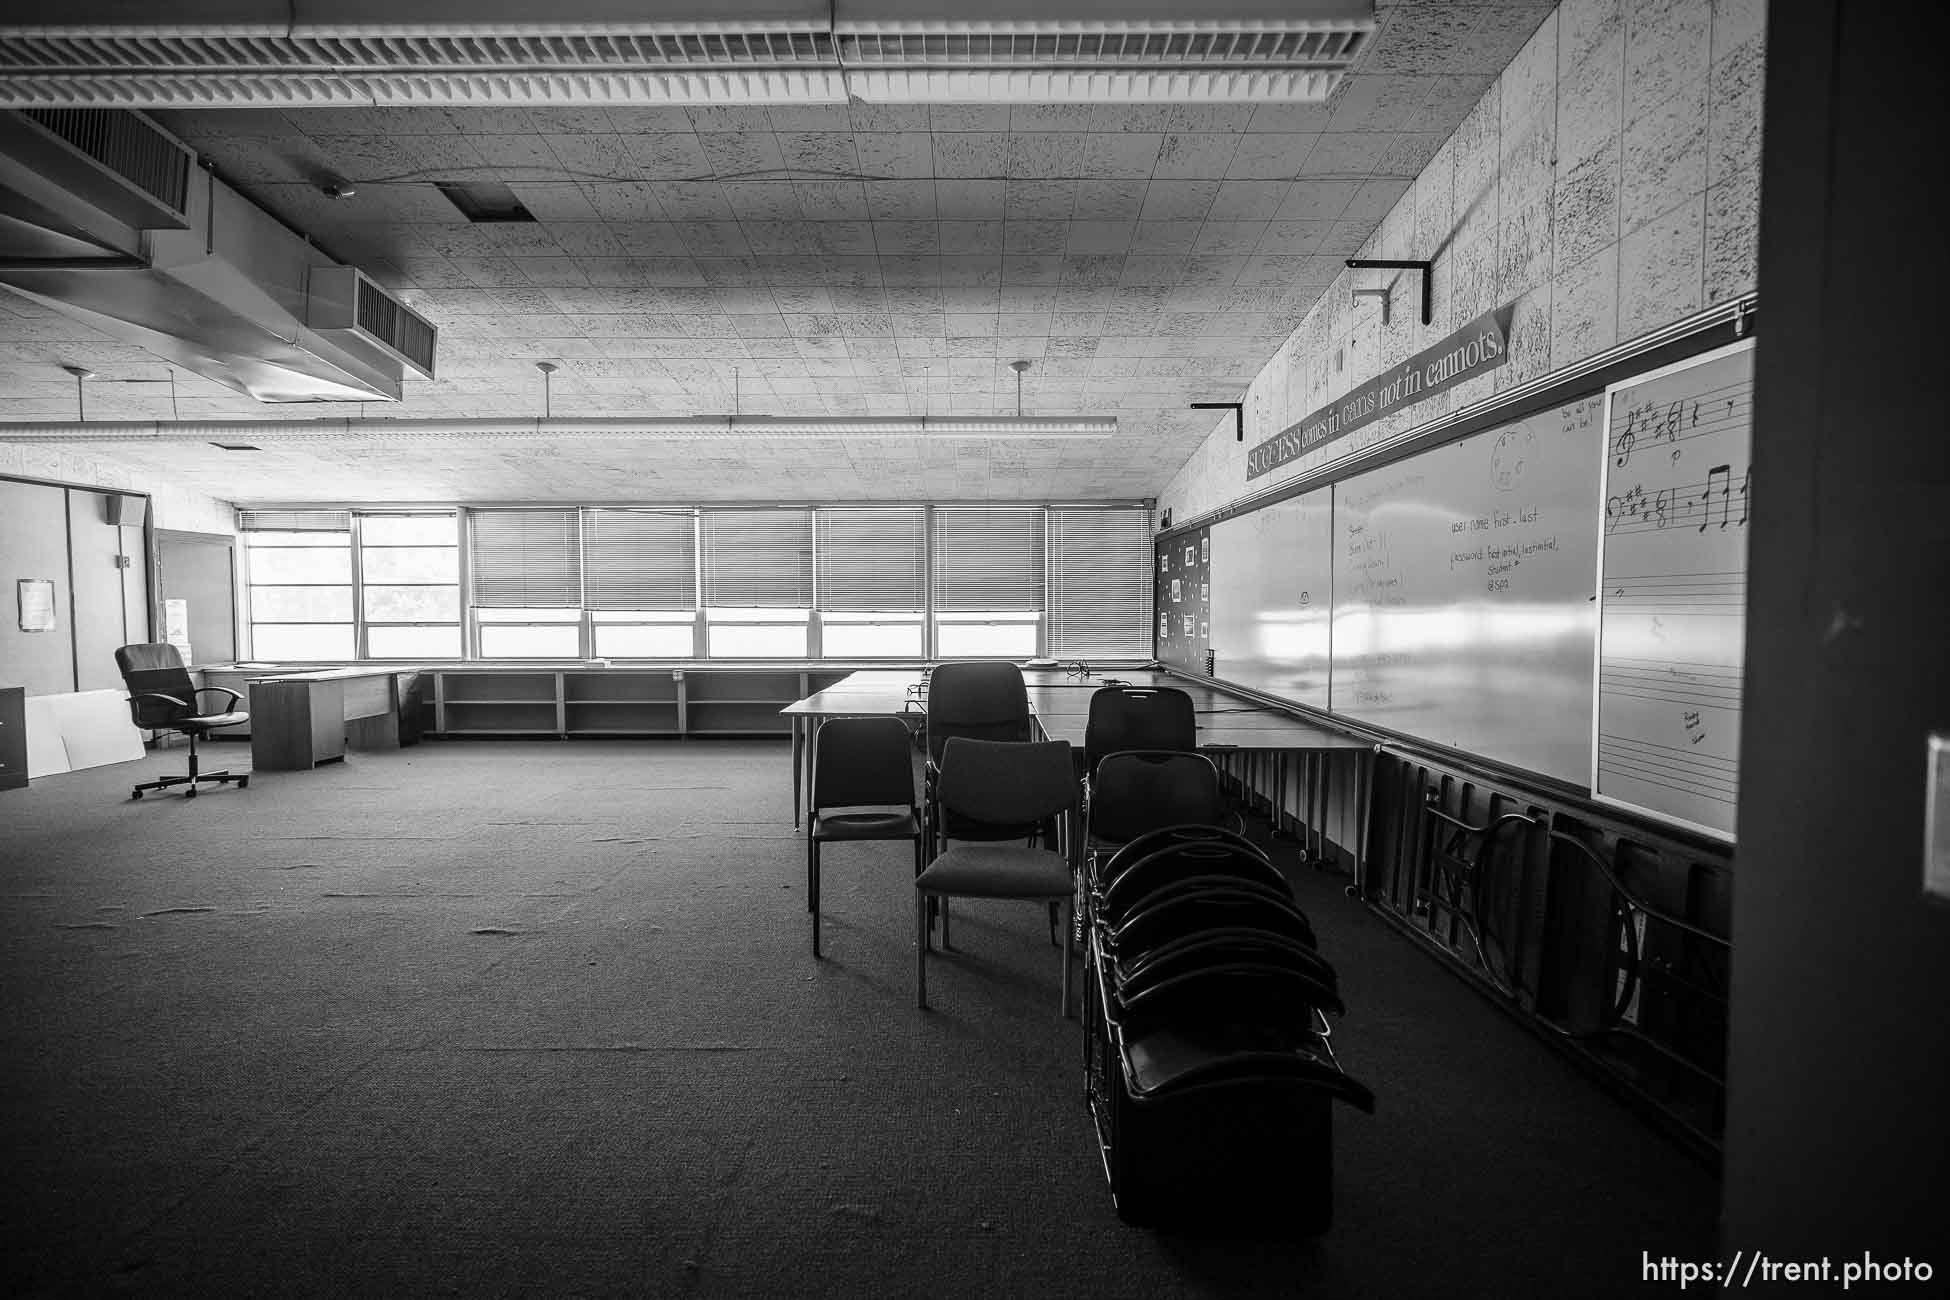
[443,700,559,734]
[683,672,802,704]
[564,671,678,703]
[443,673,557,703]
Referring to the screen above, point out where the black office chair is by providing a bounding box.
[807,717,923,958]
[114,643,250,799]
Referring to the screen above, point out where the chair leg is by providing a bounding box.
[810,839,821,958]
[941,897,951,950]
[1060,899,1074,1019]
[916,889,929,1008]
[1048,900,1059,947]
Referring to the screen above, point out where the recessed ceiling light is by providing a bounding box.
[209,442,262,451]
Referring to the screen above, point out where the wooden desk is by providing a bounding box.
[246,667,423,771]
[250,677,347,770]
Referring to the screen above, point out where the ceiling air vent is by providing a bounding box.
[0,7,1373,106]
[306,267,437,380]
[0,107,191,229]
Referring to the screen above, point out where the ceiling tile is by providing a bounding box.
[1138,181,1221,223]
[1154,134,1242,180]
[931,133,1010,177]
[855,133,934,179]
[698,131,787,177]
[865,180,940,220]
[934,179,1006,220]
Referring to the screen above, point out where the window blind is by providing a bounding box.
[581,509,696,610]
[238,508,351,532]
[466,509,581,608]
[816,507,926,612]
[931,506,1045,612]
[1047,507,1154,657]
[700,509,813,608]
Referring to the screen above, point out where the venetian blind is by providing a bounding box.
[466,509,581,608]
[1047,507,1154,657]
[699,508,813,608]
[580,509,696,610]
[816,507,926,612]
[931,506,1045,612]
[237,509,352,532]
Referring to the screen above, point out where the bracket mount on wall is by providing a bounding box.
[1190,400,1246,441]
[1346,258,1434,326]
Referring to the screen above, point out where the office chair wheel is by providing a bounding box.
[185,786,196,798]
[131,788,143,799]
[237,776,250,789]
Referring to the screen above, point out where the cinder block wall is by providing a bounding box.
[1159,0,1765,522]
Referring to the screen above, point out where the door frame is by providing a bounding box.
[155,528,238,665]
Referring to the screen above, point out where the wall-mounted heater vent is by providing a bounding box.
[306,267,438,380]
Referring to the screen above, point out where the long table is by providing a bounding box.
[781,668,1379,884]
[779,668,1178,828]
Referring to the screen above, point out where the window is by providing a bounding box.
[469,510,582,658]
[816,507,925,659]
[931,506,1044,658]
[1047,507,1154,658]
[242,510,354,660]
[701,509,812,657]
[583,509,697,659]
[360,514,460,658]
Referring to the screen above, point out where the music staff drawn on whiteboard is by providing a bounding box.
[1605,466,1754,535]
[1610,381,1751,469]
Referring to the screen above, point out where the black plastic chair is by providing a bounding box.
[807,717,922,958]
[1083,686,1197,778]
[915,737,1080,1015]
[114,643,250,799]
[922,661,1037,853]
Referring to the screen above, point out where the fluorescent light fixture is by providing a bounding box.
[0,416,1117,443]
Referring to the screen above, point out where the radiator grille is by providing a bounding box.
[356,278,438,376]
[19,107,189,212]
[0,24,1363,74]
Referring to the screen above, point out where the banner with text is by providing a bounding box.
[1246,303,1516,481]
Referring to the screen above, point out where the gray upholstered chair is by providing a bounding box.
[916,737,1080,1016]
[115,643,249,799]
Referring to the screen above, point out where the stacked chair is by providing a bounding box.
[1081,824,1376,1230]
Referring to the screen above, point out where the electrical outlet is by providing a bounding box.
[113,554,131,569]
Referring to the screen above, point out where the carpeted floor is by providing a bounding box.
[2,740,1717,1297]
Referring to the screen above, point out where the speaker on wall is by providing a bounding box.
[102,494,147,527]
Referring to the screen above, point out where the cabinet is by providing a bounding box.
[563,671,679,736]
[437,671,560,736]
[250,679,347,770]
[0,686,25,790]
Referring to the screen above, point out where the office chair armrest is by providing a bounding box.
[193,686,244,710]
[129,690,191,711]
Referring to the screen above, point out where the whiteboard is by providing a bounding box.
[1593,340,1755,839]
[1330,397,1604,782]
[1208,491,1332,708]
